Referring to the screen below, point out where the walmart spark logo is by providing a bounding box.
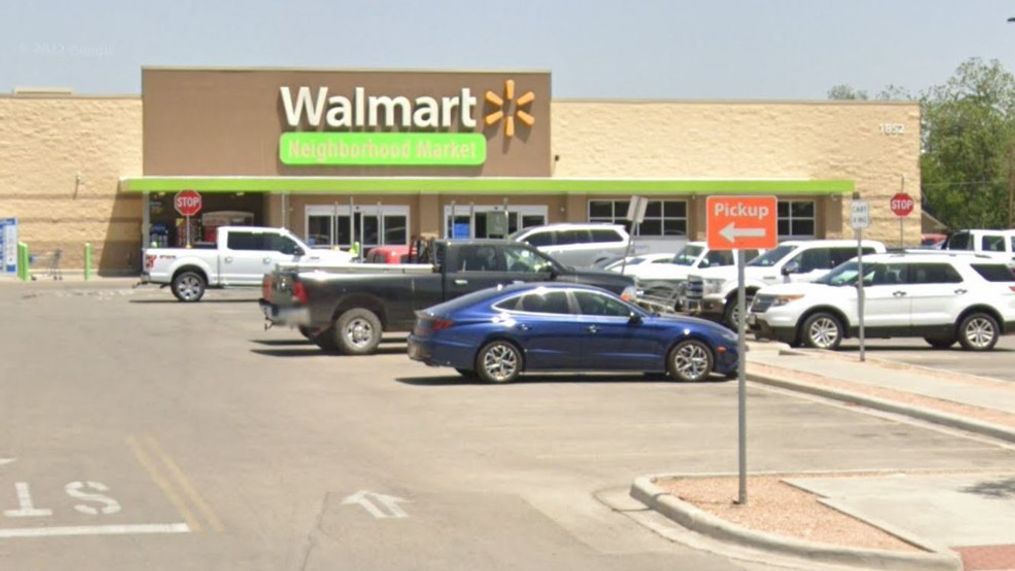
[484,79,535,138]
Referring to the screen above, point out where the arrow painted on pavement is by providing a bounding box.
[341,490,410,519]
[719,222,766,243]
[0,458,14,467]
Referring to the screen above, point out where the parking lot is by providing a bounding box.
[2,282,1015,570]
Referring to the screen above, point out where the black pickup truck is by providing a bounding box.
[260,239,636,355]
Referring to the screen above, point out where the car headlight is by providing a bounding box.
[772,294,804,307]
[703,279,726,295]
[620,285,638,302]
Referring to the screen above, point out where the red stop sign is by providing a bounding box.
[174,190,203,217]
[889,192,914,218]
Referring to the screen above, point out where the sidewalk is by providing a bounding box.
[746,343,1015,436]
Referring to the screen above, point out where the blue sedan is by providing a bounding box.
[407,283,740,383]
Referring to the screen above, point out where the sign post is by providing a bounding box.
[174,190,203,248]
[0,218,18,275]
[621,196,649,275]
[850,198,871,362]
[889,191,914,248]
[706,195,778,505]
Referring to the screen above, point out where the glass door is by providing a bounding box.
[442,205,548,239]
[305,205,410,248]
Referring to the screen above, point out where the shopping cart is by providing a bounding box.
[29,249,63,280]
[634,279,684,315]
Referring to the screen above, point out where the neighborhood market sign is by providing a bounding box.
[279,83,532,166]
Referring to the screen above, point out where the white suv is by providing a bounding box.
[686,240,887,327]
[509,223,630,268]
[750,253,1015,350]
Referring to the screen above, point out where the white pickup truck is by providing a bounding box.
[141,226,353,301]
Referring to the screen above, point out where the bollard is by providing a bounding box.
[17,242,29,281]
[84,242,93,281]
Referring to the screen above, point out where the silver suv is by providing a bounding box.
[509,223,631,268]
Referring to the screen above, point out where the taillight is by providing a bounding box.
[431,318,454,331]
[262,276,272,300]
[292,281,309,304]
[1009,286,1015,294]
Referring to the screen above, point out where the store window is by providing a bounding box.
[442,205,547,239]
[305,205,409,248]
[777,200,816,238]
[587,199,687,237]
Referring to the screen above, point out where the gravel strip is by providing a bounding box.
[659,475,922,552]
[751,362,1015,428]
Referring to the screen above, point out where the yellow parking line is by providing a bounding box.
[126,435,202,532]
[144,434,225,532]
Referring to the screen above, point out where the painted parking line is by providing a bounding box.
[127,434,223,533]
[0,523,189,539]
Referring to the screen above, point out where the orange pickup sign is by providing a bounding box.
[706,196,778,251]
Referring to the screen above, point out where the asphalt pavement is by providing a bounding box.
[2,280,1014,570]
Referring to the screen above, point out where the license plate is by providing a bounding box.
[407,342,422,359]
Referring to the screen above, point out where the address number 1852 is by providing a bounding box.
[879,123,905,135]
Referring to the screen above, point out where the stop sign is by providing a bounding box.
[889,192,914,218]
[174,190,203,217]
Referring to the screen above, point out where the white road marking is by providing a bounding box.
[0,458,14,467]
[342,490,410,519]
[3,482,52,517]
[65,481,122,515]
[0,523,190,538]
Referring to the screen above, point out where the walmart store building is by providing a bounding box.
[0,67,921,273]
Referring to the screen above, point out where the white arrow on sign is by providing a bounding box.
[719,222,767,243]
[341,490,410,519]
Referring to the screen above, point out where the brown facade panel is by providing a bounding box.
[143,68,551,178]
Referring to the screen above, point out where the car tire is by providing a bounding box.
[171,271,206,302]
[723,296,753,330]
[957,313,999,351]
[924,336,955,349]
[800,312,844,350]
[298,326,316,340]
[667,339,714,382]
[333,309,382,355]
[475,340,522,384]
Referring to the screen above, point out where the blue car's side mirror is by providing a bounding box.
[628,312,643,325]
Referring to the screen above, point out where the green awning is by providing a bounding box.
[120,176,853,195]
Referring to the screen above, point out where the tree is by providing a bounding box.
[827,84,869,100]
[921,58,1015,229]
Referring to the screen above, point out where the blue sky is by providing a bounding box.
[3,0,1015,99]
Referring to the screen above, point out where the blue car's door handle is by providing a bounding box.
[517,323,531,331]
[586,325,598,334]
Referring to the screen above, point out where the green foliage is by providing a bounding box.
[827,84,869,100]
[921,58,1015,229]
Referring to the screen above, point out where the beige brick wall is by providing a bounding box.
[551,100,922,245]
[0,96,142,273]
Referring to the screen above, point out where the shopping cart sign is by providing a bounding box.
[706,196,778,251]
[0,218,17,274]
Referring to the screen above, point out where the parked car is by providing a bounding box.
[407,283,740,383]
[261,240,637,355]
[365,245,411,264]
[509,223,631,268]
[685,240,888,327]
[942,229,1015,260]
[920,233,948,249]
[631,242,763,312]
[603,253,675,273]
[142,226,353,302]
[750,253,1015,350]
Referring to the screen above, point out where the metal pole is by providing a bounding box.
[185,215,191,248]
[469,202,475,238]
[737,250,747,505]
[857,227,866,362]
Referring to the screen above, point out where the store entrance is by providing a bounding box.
[442,205,547,239]
[146,193,264,247]
[305,205,409,249]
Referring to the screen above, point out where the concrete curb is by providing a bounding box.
[630,475,961,571]
[748,369,1015,444]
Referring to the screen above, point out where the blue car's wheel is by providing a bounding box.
[476,340,522,384]
[668,340,713,382]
